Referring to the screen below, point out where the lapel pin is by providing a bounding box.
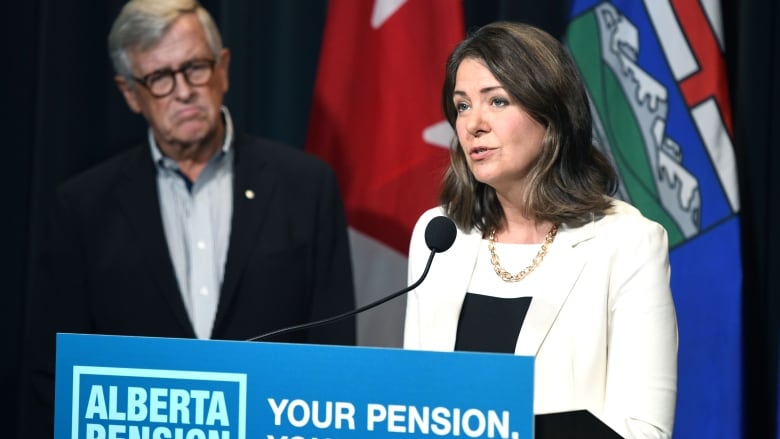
[245,189,255,200]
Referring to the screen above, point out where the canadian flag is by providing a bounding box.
[306,0,464,346]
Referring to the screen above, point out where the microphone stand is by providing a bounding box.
[247,249,436,342]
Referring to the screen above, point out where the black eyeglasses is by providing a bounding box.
[132,59,216,98]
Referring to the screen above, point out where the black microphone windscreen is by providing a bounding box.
[424,216,457,253]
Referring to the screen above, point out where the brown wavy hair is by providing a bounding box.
[440,21,617,233]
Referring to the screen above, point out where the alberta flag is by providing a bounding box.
[566,1,741,437]
[306,0,464,347]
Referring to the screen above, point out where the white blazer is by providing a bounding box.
[403,200,678,439]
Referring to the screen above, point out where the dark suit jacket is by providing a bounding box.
[19,133,356,438]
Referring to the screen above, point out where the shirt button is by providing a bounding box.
[199,286,209,296]
[196,240,206,249]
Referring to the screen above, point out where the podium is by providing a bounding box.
[55,333,621,438]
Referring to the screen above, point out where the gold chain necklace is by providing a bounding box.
[488,223,559,282]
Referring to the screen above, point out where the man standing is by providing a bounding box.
[19,1,356,437]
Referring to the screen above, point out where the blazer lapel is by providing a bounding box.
[514,221,598,356]
[116,146,194,336]
[422,228,483,350]
[213,137,275,332]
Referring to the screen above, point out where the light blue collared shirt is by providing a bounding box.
[149,106,234,339]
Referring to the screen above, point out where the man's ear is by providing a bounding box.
[115,75,142,113]
[217,48,231,93]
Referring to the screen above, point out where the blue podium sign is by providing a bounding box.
[55,333,534,439]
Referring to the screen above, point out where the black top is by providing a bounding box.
[454,293,532,353]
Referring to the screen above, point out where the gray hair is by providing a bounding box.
[108,0,223,81]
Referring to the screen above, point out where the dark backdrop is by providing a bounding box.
[3,1,777,437]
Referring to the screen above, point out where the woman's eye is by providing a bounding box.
[455,102,470,112]
[491,97,509,107]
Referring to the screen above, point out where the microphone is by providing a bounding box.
[247,215,457,342]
